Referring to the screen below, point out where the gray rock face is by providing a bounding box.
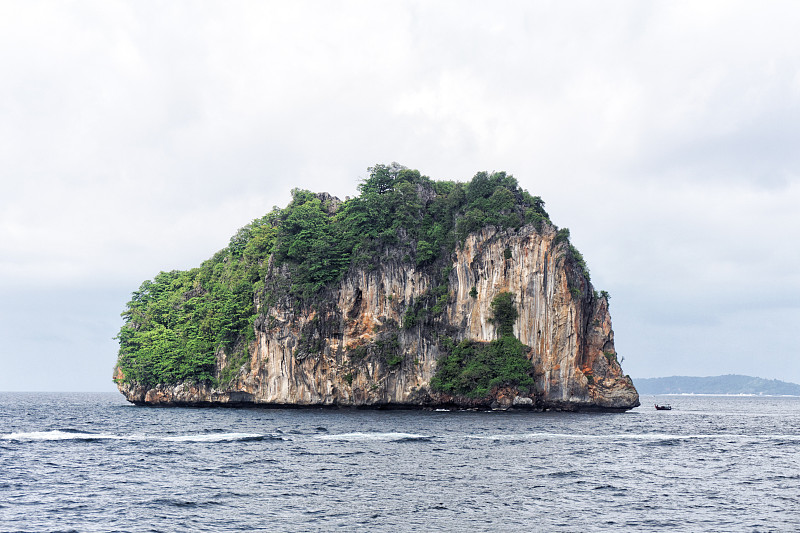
[118,223,639,411]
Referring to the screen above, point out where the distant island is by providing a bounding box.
[634,375,800,396]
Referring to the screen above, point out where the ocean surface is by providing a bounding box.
[1,393,799,532]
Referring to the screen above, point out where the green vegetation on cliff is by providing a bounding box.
[430,292,535,398]
[274,164,549,297]
[115,163,578,388]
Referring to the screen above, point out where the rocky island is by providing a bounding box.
[114,164,639,411]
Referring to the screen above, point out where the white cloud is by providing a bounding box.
[1,0,799,387]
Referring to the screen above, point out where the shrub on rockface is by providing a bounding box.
[489,291,518,337]
[429,336,535,398]
[430,292,534,399]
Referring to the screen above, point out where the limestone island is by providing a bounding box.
[114,164,639,411]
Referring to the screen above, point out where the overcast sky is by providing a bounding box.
[1,1,799,392]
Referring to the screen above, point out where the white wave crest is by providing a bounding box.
[1,430,270,443]
[162,433,266,442]
[316,432,432,441]
[0,430,126,441]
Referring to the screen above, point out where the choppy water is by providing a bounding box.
[1,393,799,532]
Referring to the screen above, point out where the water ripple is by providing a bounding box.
[2,392,800,532]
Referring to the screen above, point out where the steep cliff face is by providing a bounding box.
[117,222,639,410]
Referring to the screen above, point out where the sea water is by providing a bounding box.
[1,393,799,532]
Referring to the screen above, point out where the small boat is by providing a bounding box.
[654,403,672,411]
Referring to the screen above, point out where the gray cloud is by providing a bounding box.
[2,1,799,389]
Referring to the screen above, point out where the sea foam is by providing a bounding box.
[0,430,272,443]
